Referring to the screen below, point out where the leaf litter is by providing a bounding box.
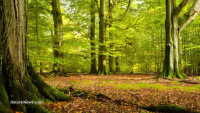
[42,74,200,113]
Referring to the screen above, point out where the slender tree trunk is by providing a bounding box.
[89,0,98,74]
[0,0,70,112]
[159,28,163,73]
[116,56,120,73]
[98,0,107,75]
[35,0,43,74]
[52,0,64,74]
[109,0,115,74]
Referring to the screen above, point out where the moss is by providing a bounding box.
[0,102,11,113]
[62,74,70,77]
[12,104,26,113]
[1,70,27,112]
[0,61,70,113]
[27,63,70,101]
[71,90,85,97]
[0,78,10,107]
[52,88,71,101]
[155,70,166,78]
[42,88,56,101]
[156,69,188,79]
[26,104,50,113]
[140,104,198,113]
[24,73,40,96]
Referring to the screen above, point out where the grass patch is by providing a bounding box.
[99,82,200,92]
[171,81,180,85]
[113,83,168,90]
[68,80,200,93]
[105,79,116,82]
[69,80,76,85]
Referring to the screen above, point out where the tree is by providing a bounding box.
[98,0,107,75]
[157,0,200,78]
[97,0,131,74]
[52,0,64,74]
[35,0,43,75]
[0,0,70,112]
[108,0,115,74]
[90,0,98,74]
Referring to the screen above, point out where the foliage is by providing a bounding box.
[27,0,200,74]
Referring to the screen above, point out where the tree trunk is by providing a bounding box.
[116,56,120,73]
[35,0,43,75]
[0,0,70,112]
[52,0,64,74]
[109,0,115,74]
[89,0,98,74]
[98,0,107,75]
[40,62,43,74]
[157,0,187,79]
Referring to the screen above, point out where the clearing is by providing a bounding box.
[42,74,200,113]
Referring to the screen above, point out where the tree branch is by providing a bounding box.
[175,0,190,17]
[113,12,145,30]
[107,0,118,18]
[29,7,52,14]
[94,0,100,13]
[179,0,200,31]
[110,0,132,23]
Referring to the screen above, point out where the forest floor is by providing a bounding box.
[42,74,200,113]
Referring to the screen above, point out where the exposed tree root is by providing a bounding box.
[71,89,111,102]
[27,63,70,101]
[0,102,11,113]
[156,69,187,79]
[0,62,71,112]
[139,104,199,113]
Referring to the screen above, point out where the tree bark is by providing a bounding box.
[157,0,200,78]
[52,0,64,74]
[116,56,120,73]
[158,0,184,78]
[0,0,70,112]
[109,0,115,74]
[35,0,43,75]
[98,0,107,75]
[89,0,98,74]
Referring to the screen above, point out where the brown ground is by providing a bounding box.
[42,74,200,113]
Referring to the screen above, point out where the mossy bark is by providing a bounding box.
[140,104,198,113]
[157,0,200,79]
[52,0,64,74]
[157,0,187,79]
[0,73,11,113]
[0,0,70,112]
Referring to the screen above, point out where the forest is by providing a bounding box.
[0,0,200,112]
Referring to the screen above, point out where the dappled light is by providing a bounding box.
[0,0,200,112]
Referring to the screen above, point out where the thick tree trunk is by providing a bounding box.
[98,0,107,75]
[52,0,64,74]
[157,0,187,79]
[0,0,70,112]
[158,0,200,78]
[89,0,98,74]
